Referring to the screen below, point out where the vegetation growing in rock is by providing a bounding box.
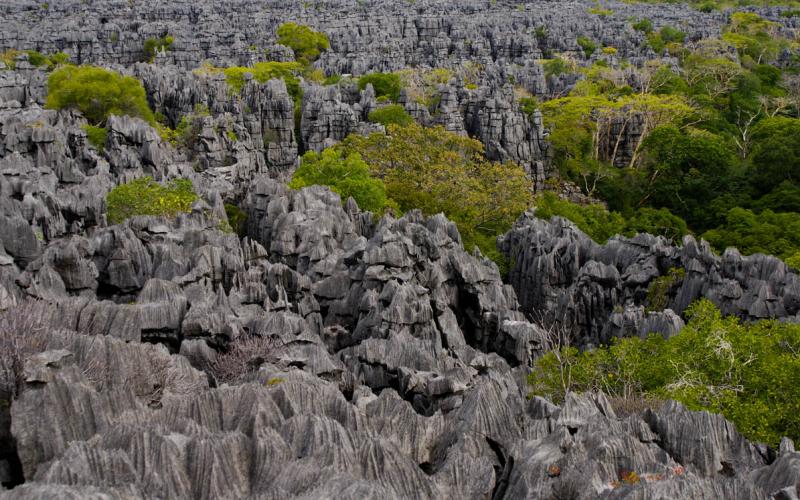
[82,124,108,152]
[289,149,392,214]
[358,72,402,102]
[143,34,174,62]
[529,299,800,447]
[533,192,689,244]
[276,22,330,64]
[338,124,532,262]
[216,61,302,98]
[106,177,197,224]
[46,65,155,126]
[367,104,414,127]
[1,49,68,70]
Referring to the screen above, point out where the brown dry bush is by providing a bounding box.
[209,334,278,384]
[607,394,664,419]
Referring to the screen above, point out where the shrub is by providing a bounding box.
[221,62,302,98]
[210,335,277,384]
[0,49,21,69]
[542,57,570,78]
[143,35,174,62]
[529,299,800,447]
[367,104,414,127]
[289,149,391,213]
[632,18,653,34]
[46,65,155,126]
[577,36,597,57]
[106,177,197,224]
[358,73,402,102]
[224,203,248,236]
[276,22,329,64]
[82,124,108,152]
[534,191,626,243]
[519,96,538,116]
[646,267,685,312]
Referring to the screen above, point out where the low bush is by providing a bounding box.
[210,335,277,384]
[46,65,155,126]
[82,124,108,152]
[358,72,402,102]
[106,177,197,224]
[221,62,302,98]
[143,35,174,62]
[367,104,414,127]
[276,22,329,64]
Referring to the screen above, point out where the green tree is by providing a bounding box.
[106,177,197,224]
[533,191,626,243]
[529,299,800,447]
[288,149,391,214]
[338,124,531,261]
[276,22,330,64]
[749,117,800,196]
[638,126,736,230]
[577,36,597,57]
[367,104,414,127]
[46,65,155,126]
[358,73,402,102]
[702,207,800,260]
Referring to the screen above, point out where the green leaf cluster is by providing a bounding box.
[337,123,532,264]
[143,35,174,62]
[106,177,197,224]
[288,149,391,214]
[276,22,330,64]
[533,192,689,244]
[367,104,414,127]
[529,299,800,447]
[220,62,302,98]
[358,73,402,102]
[82,124,108,152]
[46,65,155,126]
[1,49,69,71]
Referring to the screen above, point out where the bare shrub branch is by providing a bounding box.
[209,335,278,385]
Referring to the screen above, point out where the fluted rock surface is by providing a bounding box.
[499,212,800,346]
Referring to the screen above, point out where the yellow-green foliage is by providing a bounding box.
[722,12,785,65]
[529,299,800,447]
[46,65,155,126]
[276,22,330,64]
[358,73,402,102]
[143,35,174,62]
[367,105,414,127]
[338,124,532,262]
[1,49,68,70]
[219,62,302,98]
[82,124,108,152]
[106,177,197,224]
[289,149,392,214]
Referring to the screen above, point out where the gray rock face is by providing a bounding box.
[499,212,800,347]
[0,1,799,498]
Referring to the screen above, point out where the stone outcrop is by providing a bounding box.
[499,212,800,346]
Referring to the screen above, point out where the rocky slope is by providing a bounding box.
[0,1,799,498]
